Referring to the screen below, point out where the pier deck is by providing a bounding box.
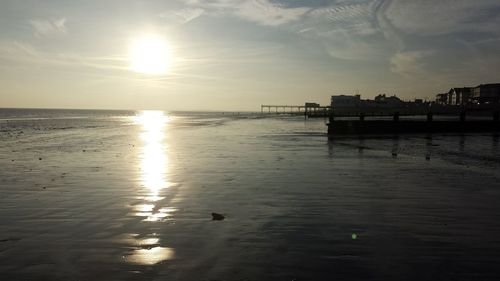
[327,119,500,136]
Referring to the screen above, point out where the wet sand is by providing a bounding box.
[1,109,500,280]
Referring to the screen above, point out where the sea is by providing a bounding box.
[1,108,500,281]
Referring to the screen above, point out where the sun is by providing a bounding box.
[129,35,171,74]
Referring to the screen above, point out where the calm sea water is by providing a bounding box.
[1,108,500,281]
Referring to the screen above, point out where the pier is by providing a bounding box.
[327,110,500,136]
[260,104,331,117]
[260,105,495,118]
[259,103,500,135]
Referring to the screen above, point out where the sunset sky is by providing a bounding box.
[1,0,500,111]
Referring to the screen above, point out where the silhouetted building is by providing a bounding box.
[374,94,404,105]
[331,95,361,107]
[435,93,448,105]
[331,94,425,109]
[471,83,500,105]
[436,83,500,106]
[449,87,472,105]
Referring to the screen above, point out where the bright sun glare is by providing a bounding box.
[129,35,171,74]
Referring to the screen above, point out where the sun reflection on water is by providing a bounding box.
[134,110,170,202]
[125,110,175,265]
[126,246,175,265]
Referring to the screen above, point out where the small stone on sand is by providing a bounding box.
[212,213,225,221]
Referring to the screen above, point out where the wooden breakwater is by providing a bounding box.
[327,111,500,136]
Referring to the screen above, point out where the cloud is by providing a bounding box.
[290,1,386,60]
[0,40,127,73]
[374,0,405,50]
[384,0,500,36]
[235,0,310,26]
[390,50,432,77]
[184,0,380,32]
[178,8,205,23]
[307,2,376,26]
[302,1,379,36]
[177,0,387,62]
[29,18,68,37]
[379,0,500,80]
[161,8,205,24]
[0,40,39,59]
[184,0,310,26]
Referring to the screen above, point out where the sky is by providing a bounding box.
[1,0,500,111]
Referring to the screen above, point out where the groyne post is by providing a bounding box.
[460,110,466,122]
[327,109,334,135]
[393,112,400,122]
[359,113,365,121]
[427,112,433,122]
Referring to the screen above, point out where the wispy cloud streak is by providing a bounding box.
[390,50,432,77]
[183,0,310,26]
[0,40,128,72]
[29,18,68,37]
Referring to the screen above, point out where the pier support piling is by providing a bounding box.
[460,111,466,122]
[359,113,365,121]
[427,112,433,122]
[393,112,400,122]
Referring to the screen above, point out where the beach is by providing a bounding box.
[1,108,500,280]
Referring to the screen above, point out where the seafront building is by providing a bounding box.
[330,94,424,109]
[268,83,500,116]
[449,87,472,106]
[330,95,361,107]
[471,84,500,105]
[328,87,500,136]
[435,83,500,106]
[435,93,448,105]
